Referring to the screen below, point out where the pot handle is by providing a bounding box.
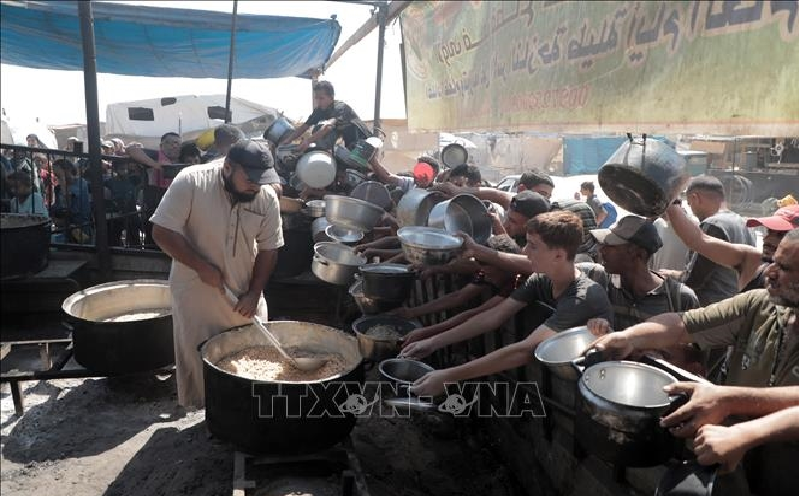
[314,255,330,266]
[570,347,605,374]
[664,392,691,416]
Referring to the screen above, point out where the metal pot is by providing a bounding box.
[396,189,446,227]
[325,225,364,244]
[379,358,434,391]
[296,151,336,189]
[1,213,51,279]
[534,326,596,381]
[344,169,368,189]
[311,217,332,243]
[312,242,367,285]
[427,194,491,244]
[441,143,468,168]
[305,200,326,218]
[571,353,686,467]
[61,280,174,375]
[599,137,689,217]
[359,263,416,301]
[352,315,420,361]
[263,115,296,145]
[348,279,404,315]
[397,226,463,266]
[200,322,364,455]
[351,181,392,211]
[324,194,385,232]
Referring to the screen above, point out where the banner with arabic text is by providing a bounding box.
[400,1,799,135]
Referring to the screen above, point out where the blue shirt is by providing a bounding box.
[10,192,49,216]
[54,178,91,225]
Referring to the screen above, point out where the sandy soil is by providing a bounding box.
[1,373,524,496]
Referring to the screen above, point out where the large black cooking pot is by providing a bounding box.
[358,263,416,301]
[572,353,686,467]
[200,322,365,455]
[62,280,174,375]
[598,137,689,218]
[1,213,51,279]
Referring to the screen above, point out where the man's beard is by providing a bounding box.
[223,173,257,203]
[766,276,799,308]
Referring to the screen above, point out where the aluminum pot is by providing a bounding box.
[200,322,364,455]
[297,151,336,189]
[351,181,392,211]
[325,225,364,244]
[396,189,446,227]
[305,200,326,218]
[311,217,333,243]
[427,194,491,244]
[325,194,385,231]
[312,242,367,285]
[599,137,689,217]
[348,279,404,315]
[263,115,296,145]
[352,315,420,362]
[379,358,434,392]
[441,143,468,168]
[397,226,464,266]
[62,280,174,375]
[359,263,416,301]
[1,213,51,279]
[571,353,687,467]
[534,326,596,381]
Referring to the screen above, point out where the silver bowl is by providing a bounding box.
[379,358,435,386]
[325,195,385,232]
[534,326,596,380]
[397,226,464,266]
[325,225,364,244]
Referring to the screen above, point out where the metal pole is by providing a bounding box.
[224,0,239,124]
[372,2,387,132]
[78,0,111,277]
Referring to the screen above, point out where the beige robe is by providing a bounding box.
[150,161,283,407]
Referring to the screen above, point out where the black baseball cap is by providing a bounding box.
[590,216,663,254]
[509,191,551,219]
[227,139,280,185]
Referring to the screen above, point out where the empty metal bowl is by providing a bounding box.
[427,194,491,244]
[379,358,435,385]
[397,226,464,265]
[325,225,364,244]
[534,326,596,380]
[325,194,385,232]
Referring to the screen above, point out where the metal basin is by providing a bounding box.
[427,194,491,244]
[397,226,463,266]
[352,315,420,361]
[379,358,434,386]
[312,242,367,285]
[325,194,385,231]
[534,326,595,380]
[396,189,446,227]
[297,151,336,189]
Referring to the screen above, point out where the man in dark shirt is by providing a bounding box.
[402,211,613,395]
[279,80,371,152]
[579,181,607,226]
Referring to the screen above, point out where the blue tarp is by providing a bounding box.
[0,1,341,79]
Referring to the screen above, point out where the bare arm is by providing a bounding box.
[664,204,761,284]
[279,122,310,145]
[126,147,161,169]
[367,156,401,187]
[428,183,513,208]
[403,283,484,319]
[152,224,222,290]
[591,313,690,358]
[469,242,533,275]
[248,250,278,297]
[301,120,334,148]
[429,297,526,349]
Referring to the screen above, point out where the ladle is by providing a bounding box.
[224,287,326,372]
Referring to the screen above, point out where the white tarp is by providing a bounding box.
[1,116,58,148]
[105,95,281,140]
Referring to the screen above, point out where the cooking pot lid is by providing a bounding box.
[582,361,677,408]
[359,263,413,275]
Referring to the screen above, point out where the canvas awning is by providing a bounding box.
[0,0,341,79]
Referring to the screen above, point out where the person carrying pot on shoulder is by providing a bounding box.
[151,140,284,409]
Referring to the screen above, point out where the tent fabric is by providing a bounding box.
[0,0,341,79]
[105,94,278,139]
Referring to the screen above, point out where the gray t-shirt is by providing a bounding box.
[577,263,701,331]
[685,210,756,305]
[510,272,613,332]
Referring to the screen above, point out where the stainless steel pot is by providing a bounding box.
[305,200,326,218]
[263,115,296,145]
[441,143,468,168]
[397,226,464,266]
[427,194,491,244]
[348,279,404,315]
[359,263,416,301]
[534,326,595,380]
[351,181,392,211]
[297,151,336,189]
[62,280,174,374]
[599,137,689,217]
[396,189,446,227]
[312,242,367,285]
[352,315,420,361]
[311,217,332,243]
[379,358,434,389]
[1,213,51,279]
[572,353,686,467]
[325,194,385,231]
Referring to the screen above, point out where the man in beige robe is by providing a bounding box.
[151,140,284,408]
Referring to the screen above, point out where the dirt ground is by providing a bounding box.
[1,372,525,496]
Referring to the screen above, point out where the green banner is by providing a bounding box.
[400,1,799,135]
